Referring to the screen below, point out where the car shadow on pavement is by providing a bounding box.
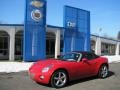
[107,71,115,78]
[66,71,115,87]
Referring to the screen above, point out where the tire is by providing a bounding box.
[98,64,108,78]
[50,70,68,88]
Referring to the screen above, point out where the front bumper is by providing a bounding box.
[28,70,52,84]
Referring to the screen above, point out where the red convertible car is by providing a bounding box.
[28,51,109,88]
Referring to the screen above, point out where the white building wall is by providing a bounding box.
[116,42,120,55]
[91,35,119,55]
[95,37,101,55]
[55,30,60,58]
[9,28,15,61]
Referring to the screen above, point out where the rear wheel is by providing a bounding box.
[50,70,68,88]
[98,65,108,78]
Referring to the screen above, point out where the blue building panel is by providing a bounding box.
[63,6,90,53]
[24,0,46,61]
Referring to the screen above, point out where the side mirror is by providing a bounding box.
[57,55,62,59]
[82,58,88,62]
[57,55,60,58]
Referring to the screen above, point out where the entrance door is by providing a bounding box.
[15,31,23,60]
[46,32,55,58]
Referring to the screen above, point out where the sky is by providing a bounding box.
[0,0,120,38]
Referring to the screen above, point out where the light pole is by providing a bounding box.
[98,28,102,37]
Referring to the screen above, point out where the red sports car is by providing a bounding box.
[28,51,109,88]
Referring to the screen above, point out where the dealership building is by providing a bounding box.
[0,24,120,61]
[0,0,120,61]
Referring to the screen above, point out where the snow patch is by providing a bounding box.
[0,62,33,73]
[103,55,120,63]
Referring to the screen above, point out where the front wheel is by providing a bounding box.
[98,65,108,78]
[50,70,68,88]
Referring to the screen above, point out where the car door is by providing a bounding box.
[80,53,98,77]
[65,53,89,80]
[67,61,83,80]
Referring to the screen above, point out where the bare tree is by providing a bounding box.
[117,31,120,40]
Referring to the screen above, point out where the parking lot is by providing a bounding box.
[0,63,120,90]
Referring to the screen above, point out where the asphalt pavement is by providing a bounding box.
[0,63,120,90]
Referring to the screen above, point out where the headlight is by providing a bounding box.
[42,65,52,73]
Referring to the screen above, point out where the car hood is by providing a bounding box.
[36,59,63,66]
[29,59,68,70]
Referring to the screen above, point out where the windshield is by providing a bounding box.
[58,53,81,62]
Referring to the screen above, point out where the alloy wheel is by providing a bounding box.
[99,65,108,78]
[51,70,67,88]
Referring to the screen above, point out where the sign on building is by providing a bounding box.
[63,6,90,53]
[23,0,46,61]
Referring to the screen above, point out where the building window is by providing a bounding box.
[101,43,115,55]
[91,40,95,53]
[0,31,9,60]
